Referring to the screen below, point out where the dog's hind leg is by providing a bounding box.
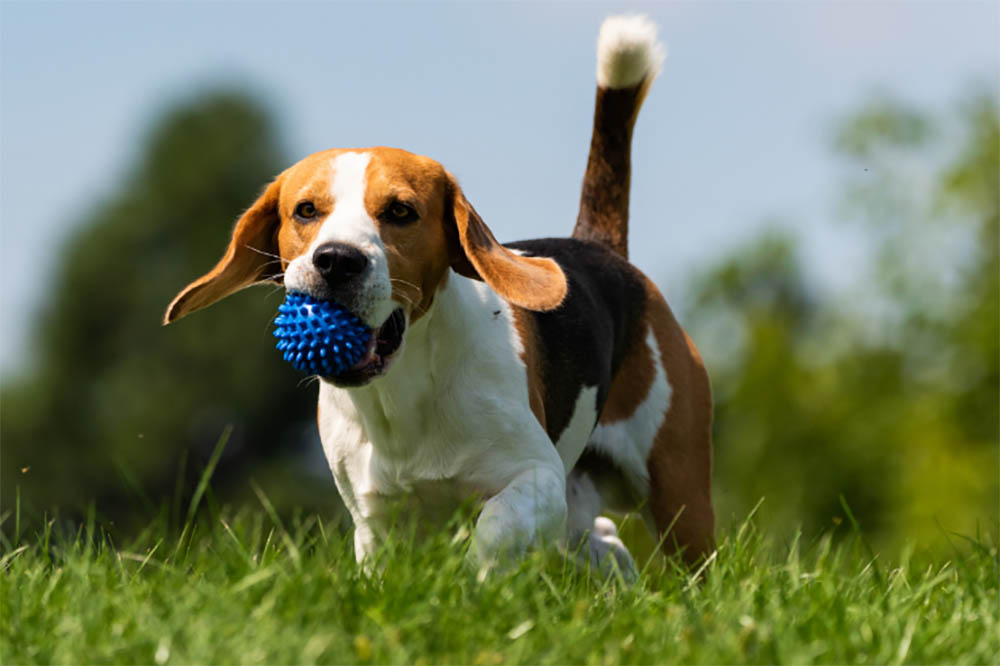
[643,289,716,566]
[586,281,715,567]
[565,469,637,580]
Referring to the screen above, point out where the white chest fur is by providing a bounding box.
[317,274,564,537]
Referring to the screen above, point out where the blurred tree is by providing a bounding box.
[832,90,999,547]
[687,90,999,551]
[1,92,338,531]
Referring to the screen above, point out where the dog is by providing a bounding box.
[164,14,714,575]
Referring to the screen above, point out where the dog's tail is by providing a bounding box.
[572,15,665,260]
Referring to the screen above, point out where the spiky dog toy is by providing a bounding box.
[273,292,371,377]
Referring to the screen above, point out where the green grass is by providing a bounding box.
[2,502,996,666]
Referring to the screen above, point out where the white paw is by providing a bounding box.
[574,517,637,582]
[593,516,619,538]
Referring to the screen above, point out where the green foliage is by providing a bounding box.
[834,96,933,159]
[687,90,999,551]
[2,507,996,665]
[0,92,338,531]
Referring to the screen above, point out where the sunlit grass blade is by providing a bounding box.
[184,425,232,528]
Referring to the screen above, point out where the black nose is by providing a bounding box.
[312,242,369,285]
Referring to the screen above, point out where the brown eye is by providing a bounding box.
[385,201,418,224]
[294,201,317,221]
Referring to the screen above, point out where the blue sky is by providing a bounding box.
[1,1,996,372]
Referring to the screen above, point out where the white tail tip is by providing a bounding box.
[596,14,667,89]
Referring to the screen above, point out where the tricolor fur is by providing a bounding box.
[165,14,714,575]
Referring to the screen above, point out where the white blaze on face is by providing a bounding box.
[315,152,376,248]
[283,151,395,327]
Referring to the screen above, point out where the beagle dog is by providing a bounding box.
[165,15,714,575]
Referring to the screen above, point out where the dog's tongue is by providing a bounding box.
[353,332,379,370]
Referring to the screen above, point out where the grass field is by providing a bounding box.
[2,494,996,666]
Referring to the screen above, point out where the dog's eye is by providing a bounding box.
[385,201,418,224]
[294,201,317,221]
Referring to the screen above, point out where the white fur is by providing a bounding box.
[284,151,396,328]
[596,14,666,89]
[554,385,599,474]
[318,273,567,566]
[587,330,671,496]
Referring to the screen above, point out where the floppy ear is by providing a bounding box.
[163,174,285,325]
[446,175,567,311]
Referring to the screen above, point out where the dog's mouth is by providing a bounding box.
[332,308,407,386]
[356,308,406,370]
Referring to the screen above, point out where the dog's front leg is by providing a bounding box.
[473,462,567,567]
[353,521,380,567]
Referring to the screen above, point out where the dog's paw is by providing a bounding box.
[583,517,638,583]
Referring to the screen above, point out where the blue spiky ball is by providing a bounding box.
[272,292,371,377]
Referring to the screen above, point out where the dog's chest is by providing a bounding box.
[320,375,527,485]
[317,277,546,522]
[318,382,523,528]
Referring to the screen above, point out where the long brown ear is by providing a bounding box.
[163,174,284,325]
[447,176,567,311]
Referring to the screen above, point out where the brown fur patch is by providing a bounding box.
[274,151,339,267]
[164,173,286,324]
[599,322,655,424]
[451,190,567,311]
[512,307,547,431]
[364,149,453,323]
[572,84,644,259]
[641,278,715,565]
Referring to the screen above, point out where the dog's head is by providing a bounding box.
[164,147,566,386]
